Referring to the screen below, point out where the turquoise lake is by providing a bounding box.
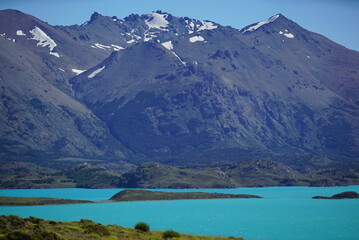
[0,186,359,240]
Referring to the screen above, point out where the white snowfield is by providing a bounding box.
[197,21,217,31]
[279,30,295,38]
[49,52,60,57]
[189,36,205,43]
[185,19,217,34]
[88,66,105,78]
[161,40,173,51]
[161,41,186,66]
[72,69,86,75]
[111,44,124,51]
[92,43,124,51]
[29,26,60,57]
[16,30,26,36]
[242,14,280,33]
[145,12,169,30]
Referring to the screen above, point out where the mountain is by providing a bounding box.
[0,9,358,171]
[70,12,359,160]
[115,161,359,188]
[0,9,126,161]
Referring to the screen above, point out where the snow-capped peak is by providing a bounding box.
[241,14,280,33]
[145,12,169,30]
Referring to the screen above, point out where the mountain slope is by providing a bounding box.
[1,9,358,166]
[71,13,359,160]
[0,10,127,160]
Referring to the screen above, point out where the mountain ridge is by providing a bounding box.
[0,9,358,170]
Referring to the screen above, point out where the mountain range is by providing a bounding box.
[0,9,358,185]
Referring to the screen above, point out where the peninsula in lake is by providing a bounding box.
[110,189,262,202]
[313,191,359,199]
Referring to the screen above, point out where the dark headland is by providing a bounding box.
[110,189,262,202]
[313,191,359,199]
[0,196,94,206]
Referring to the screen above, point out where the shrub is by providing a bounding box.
[33,230,63,240]
[6,215,26,228]
[26,216,43,224]
[83,223,110,236]
[6,231,32,240]
[0,217,8,230]
[134,222,150,232]
[162,230,180,239]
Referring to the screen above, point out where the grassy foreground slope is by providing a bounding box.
[0,197,93,206]
[0,215,244,240]
[110,189,261,202]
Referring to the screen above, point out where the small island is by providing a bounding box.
[110,189,262,202]
[0,196,94,206]
[313,191,359,199]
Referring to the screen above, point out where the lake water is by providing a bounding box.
[1,186,358,240]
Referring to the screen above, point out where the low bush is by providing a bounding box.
[83,223,110,236]
[0,217,8,230]
[26,216,43,224]
[6,215,26,228]
[33,230,63,240]
[162,229,180,239]
[134,222,150,232]
[6,231,32,240]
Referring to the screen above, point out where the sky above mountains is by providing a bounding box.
[1,0,358,52]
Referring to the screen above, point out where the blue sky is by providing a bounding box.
[1,0,358,51]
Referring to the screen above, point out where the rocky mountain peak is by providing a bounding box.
[0,9,358,164]
[240,13,297,34]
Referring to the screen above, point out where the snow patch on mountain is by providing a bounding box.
[241,14,280,33]
[189,36,205,43]
[29,27,57,51]
[88,66,105,78]
[185,19,217,34]
[279,29,295,38]
[161,41,173,50]
[145,12,169,30]
[161,40,186,66]
[72,69,86,75]
[197,21,217,31]
[1,33,16,43]
[172,52,187,66]
[185,20,195,34]
[50,52,60,58]
[92,43,124,51]
[93,43,111,50]
[29,26,61,57]
[16,30,26,36]
[111,44,124,51]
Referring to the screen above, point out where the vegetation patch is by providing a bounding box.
[134,222,150,232]
[163,230,181,239]
[0,215,244,240]
[0,196,93,206]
